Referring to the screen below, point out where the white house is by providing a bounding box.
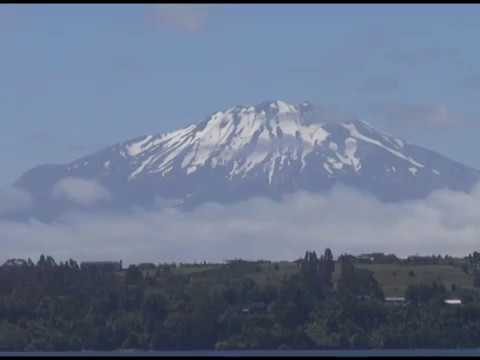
[385,296,405,302]
[384,297,406,305]
[444,299,462,305]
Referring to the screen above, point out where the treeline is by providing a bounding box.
[352,252,469,266]
[1,251,480,350]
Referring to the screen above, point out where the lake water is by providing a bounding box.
[1,349,480,357]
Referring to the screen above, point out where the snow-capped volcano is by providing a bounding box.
[14,100,480,219]
[118,100,422,183]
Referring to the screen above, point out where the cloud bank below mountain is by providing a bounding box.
[1,183,480,265]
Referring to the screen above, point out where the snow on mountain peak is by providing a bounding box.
[113,100,426,184]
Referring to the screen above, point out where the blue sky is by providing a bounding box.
[1,4,480,187]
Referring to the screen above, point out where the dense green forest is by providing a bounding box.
[2,250,480,351]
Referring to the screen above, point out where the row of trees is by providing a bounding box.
[0,250,479,350]
[352,252,467,266]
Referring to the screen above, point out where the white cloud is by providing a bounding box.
[149,5,208,33]
[2,184,480,265]
[52,177,111,207]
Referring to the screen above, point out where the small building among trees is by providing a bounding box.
[444,299,462,305]
[384,296,406,305]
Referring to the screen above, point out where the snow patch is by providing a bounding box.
[394,139,404,148]
[323,163,333,175]
[129,155,155,180]
[334,137,361,172]
[186,166,197,175]
[327,157,343,170]
[126,135,153,157]
[275,100,297,114]
[343,123,423,168]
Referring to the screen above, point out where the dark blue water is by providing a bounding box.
[1,349,480,357]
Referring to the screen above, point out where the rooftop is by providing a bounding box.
[385,297,406,302]
[444,299,462,305]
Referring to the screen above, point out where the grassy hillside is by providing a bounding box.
[357,263,474,297]
[155,260,476,297]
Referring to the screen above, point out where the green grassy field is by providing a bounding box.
[357,263,474,297]
[246,261,299,287]
[173,264,222,275]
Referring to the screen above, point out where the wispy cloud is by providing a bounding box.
[52,177,111,207]
[147,4,208,33]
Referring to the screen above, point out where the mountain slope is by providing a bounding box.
[15,100,480,219]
